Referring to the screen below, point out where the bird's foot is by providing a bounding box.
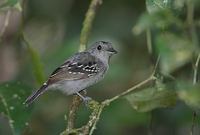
[82,96,92,106]
[76,92,92,106]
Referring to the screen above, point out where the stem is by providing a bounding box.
[79,0,102,51]
[146,28,152,55]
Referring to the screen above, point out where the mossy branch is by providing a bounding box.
[65,0,103,134]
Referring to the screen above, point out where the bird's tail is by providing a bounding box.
[24,83,48,106]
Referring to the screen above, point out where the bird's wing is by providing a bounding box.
[47,52,103,85]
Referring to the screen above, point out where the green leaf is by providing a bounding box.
[132,11,183,35]
[177,83,200,110]
[146,0,173,14]
[125,78,177,112]
[146,0,185,14]
[0,82,32,134]
[0,0,22,11]
[156,33,194,74]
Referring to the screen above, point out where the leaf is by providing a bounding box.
[132,11,183,35]
[125,78,177,112]
[146,0,173,14]
[177,83,200,110]
[0,0,22,11]
[155,32,194,74]
[146,0,185,14]
[0,82,32,134]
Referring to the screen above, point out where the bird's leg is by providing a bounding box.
[76,92,92,105]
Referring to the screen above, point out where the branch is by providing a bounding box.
[66,0,103,133]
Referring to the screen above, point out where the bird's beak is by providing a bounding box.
[107,48,118,54]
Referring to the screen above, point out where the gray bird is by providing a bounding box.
[25,41,117,105]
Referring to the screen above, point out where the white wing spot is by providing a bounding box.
[78,65,83,68]
[71,62,77,65]
[78,72,84,75]
[61,65,67,68]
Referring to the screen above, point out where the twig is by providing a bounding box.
[103,55,160,105]
[146,28,152,55]
[88,56,160,134]
[66,0,103,133]
[102,75,156,105]
[193,53,200,84]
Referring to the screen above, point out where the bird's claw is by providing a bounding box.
[83,96,92,106]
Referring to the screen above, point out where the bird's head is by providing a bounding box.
[88,41,117,63]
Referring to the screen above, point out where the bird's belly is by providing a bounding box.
[52,71,106,95]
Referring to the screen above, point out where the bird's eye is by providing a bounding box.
[97,45,102,50]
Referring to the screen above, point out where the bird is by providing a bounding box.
[24,41,117,106]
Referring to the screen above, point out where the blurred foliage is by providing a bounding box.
[22,34,45,85]
[177,83,200,110]
[125,76,177,112]
[0,82,32,134]
[0,0,22,11]
[155,32,194,74]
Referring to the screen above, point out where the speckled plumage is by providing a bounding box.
[25,41,117,105]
